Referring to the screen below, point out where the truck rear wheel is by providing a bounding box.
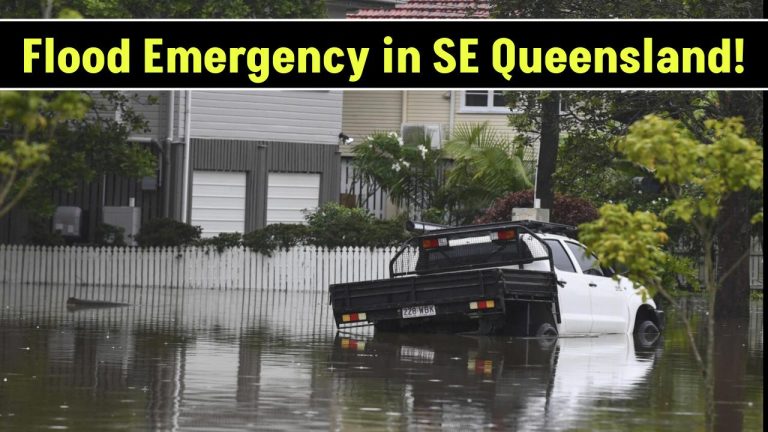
[635,319,659,334]
[535,322,558,338]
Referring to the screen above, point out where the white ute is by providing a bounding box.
[519,232,663,336]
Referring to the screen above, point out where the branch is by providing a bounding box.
[716,248,751,286]
[0,165,18,208]
[0,165,41,218]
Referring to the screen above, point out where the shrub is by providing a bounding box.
[196,232,243,253]
[94,223,126,246]
[475,189,599,227]
[305,203,374,248]
[135,218,201,247]
[242,224,310,256]
[24,218,66,246]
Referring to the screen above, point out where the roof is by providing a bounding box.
[347,0,490,19]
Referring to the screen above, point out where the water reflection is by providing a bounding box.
[0,284,762,431]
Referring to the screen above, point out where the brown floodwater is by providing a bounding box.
[0,284,763,431]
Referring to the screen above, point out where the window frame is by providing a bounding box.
[564,241,605,277]
[544,239,577,273]
[459,90,512,114]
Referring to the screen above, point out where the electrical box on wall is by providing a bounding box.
[103,206,141,246]
[52,206,83,238]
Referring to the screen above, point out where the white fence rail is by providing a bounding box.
[0,245,399,291]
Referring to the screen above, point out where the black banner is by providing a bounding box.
[4,19,767,88]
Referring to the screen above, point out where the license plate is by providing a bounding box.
[401,305,436,319]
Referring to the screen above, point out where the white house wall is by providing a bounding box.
[189,91,342,144]
[341,90,403,142]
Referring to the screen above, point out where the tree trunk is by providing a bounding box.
[535,92,560,210]
[714,90,759,321]
[714,190,751,320]
[713,318,749,432]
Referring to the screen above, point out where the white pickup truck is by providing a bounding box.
[329,221,664,337]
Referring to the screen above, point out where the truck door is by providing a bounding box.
[543,239,592,335]
[564,241,629,334]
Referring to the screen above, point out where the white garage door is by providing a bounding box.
[191,171,246,237]
[266,172,321,225]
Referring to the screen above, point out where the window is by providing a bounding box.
[461,90,510,113]
[565,242,604,276]
[544,240,576,273]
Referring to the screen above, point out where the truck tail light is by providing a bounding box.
[340,338,366,351]
[422,237,448,250]
[469,300,496,310]
[467,359,494,375]
[490,229,517,241]
[341,312,367,323]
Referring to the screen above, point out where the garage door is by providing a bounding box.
[191,171,246,237]
[266,172,321,225]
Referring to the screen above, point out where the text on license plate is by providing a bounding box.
[401,305,437,319]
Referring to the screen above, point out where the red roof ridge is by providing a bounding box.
[347,0,490,19]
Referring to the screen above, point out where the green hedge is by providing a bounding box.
[134,203,410,254]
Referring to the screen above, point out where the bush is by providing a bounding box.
[305,203,375,248]
[135,218,201,247]
[196,232,243,253]
[24,218,66,246]
[242,224,310,256]
[475,189,599,227]
[94,223,126,246]
[304,203,409,248]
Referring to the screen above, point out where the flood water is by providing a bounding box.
[0,284,763,431]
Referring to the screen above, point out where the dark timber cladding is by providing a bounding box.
[0,173,163,244]
[189,138,341,230]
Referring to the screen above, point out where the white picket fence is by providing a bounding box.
[0,241,763,291]
[0,245,400,291]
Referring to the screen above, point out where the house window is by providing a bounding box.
[460,90,510,113]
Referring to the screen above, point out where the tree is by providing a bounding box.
[492,0,764,318]
[475,189,598,227]
[19,91,158,218]
[442,122,531,223]
[491,0,761,18]
[351,131,444,215]
[580,115,763,431]
[0,0,326,18]
[351,124,532,225]
[0,91,90,218]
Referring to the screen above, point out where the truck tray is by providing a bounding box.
[329,267,559,327]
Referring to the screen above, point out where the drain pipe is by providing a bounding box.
[448,90,456,140]
[180,90,192,223]
[163,90,175,218]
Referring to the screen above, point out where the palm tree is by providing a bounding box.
[441,122,532,224]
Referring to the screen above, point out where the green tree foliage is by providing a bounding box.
[1,0,326,18]
[442,122,531,222]
[351,131,444,213]
[491,0,761,18]
[352,124,532,225]
[21,91,158,217]
[0,91,90,218]
[579,116,763,431]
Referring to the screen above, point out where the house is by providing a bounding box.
[0,90,344,242]
[346,0,490,18]
[339,1,532,219]
[326,0,403,18]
